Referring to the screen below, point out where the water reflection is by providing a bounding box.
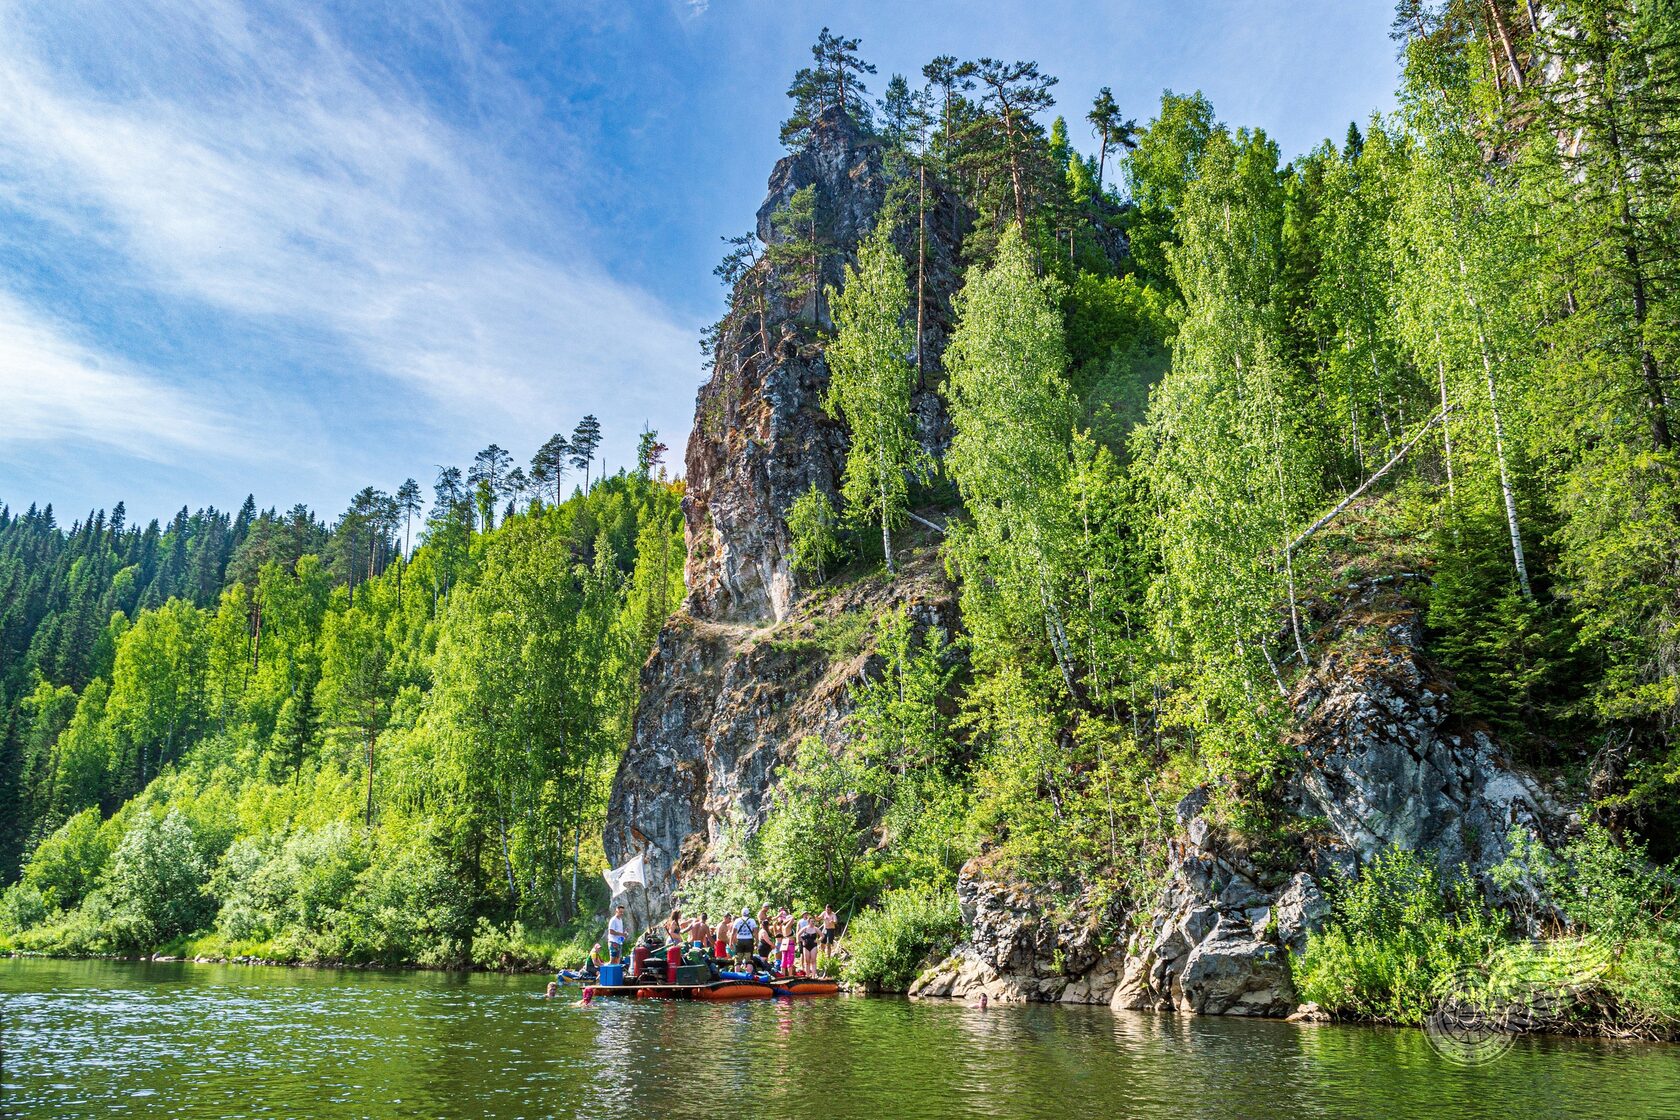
[3,958,1676,1119]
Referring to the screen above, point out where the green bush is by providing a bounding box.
[104,809,213,950]
[755,737,868,911]
[1295,847,1508,1024]
[346,839,476,967]
[840,884,964,992]
[1492,825,1680,1030]
[786,485,849,583]
[0,882,49,934]
[22,808,117,911]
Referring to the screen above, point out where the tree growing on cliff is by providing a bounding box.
[1086,86,1136,191]
[769,185,830,326]
[786,484,847,584]
[825,224,929,575]
[965,59,1059,235]
[943,227,1079,695]
[782,28,876,147]
[878,75,937,380]
[1138,124,1323,786]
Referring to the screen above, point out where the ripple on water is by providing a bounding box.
[4,958,1678,1119]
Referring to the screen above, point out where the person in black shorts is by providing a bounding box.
[731,908,757,968]
[821,904,838,950]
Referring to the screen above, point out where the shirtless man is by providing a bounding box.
[821,904,839,952]
[688,911,711,951]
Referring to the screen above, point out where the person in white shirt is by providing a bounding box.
[606,904,627,963]
[731,907,758,968]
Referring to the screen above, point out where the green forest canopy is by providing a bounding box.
[2,3,1679,1027]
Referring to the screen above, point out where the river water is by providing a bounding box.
[3,957,1677,1118]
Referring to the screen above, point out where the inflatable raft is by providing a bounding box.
[580,972,835,1001]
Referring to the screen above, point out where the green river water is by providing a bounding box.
[3,957,1678,1118]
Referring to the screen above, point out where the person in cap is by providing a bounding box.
[731,907,758,968]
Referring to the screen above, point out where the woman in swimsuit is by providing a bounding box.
[799,912,822,975]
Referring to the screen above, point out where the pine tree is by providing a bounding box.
[1086,86,1136,190]
[768,185,829,325]
[782,28,877,146]
[966,59,1058,234]
[569,417,602,490]
[468,445,514,531]
[530,434,572,505]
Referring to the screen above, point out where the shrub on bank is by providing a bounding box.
[104,809,213,949]
[1490,826,1680,1031]
[840,884,963,992]
[1294,847,1507,1024]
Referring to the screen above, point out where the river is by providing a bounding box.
[3,957,1677,1118]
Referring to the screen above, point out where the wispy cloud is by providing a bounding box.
[0,0,699,483]
[0,290,238,461]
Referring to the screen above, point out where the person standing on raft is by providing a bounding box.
[731,908,757,968]
[606,904,627,963]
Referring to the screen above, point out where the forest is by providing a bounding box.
[3,0,1679,1031]
[0,423,682,966]
[682,2,1680,1028]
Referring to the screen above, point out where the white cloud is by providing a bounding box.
[0,0,699,469]
[0,290,240,461]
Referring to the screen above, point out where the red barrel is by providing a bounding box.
[630,943,649,979]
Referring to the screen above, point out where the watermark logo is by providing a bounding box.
[1423,937,1610,1066]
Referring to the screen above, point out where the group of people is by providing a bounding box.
[600,901,839,980]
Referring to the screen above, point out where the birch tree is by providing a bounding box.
[824,223,928,574]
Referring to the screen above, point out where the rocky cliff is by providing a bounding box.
[605,108,965,924]
[912,573,1563,1012]
[681,107,964,625]
[606,108,1565,1018]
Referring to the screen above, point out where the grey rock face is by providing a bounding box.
[606,555,956,927]
[1109,828,1300,1017]
[920,579,1566,1020]
[1287,588,1558,878]
[908,864,1126,1004]
[1112,579,1563,1019]
[605,107,966,923]
[684,107,964,626]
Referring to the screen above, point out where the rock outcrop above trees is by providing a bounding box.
[606,108,966,923]
[916,576,1562,1015]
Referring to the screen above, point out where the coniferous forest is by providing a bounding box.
[5,1,1680,1035]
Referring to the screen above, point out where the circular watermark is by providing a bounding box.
[1424,964,1517,1066]
[1423,938,1612,1066]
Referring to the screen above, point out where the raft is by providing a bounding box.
[692,979,778,1001]
[773,977,840,997]
[579,976,828,1001]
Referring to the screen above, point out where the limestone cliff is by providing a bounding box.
[605,108,965,923]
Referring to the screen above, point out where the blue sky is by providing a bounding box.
[0,0,1400,526]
